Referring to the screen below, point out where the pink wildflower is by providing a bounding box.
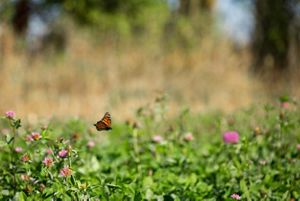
[223,131,239,144]
[58,149,68,158]
[21,154,30,162]
[60,166,72,177]
[15,147,23,153]
[152,135,163,143]
[31,132,41,141]
[231,193,241,200]
[25,135,34,142]
[87,140,95,148]
[5,110,15,119]
[20,174,30,181]
[281,102,289,109]
[42,157,53,167]
[46,149,53,155]
[297,144,300,151]
[184,132,194,141]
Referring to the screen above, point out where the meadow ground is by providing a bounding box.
[0,97,300,200]
[1,20,300,200]
[1,26,300,123]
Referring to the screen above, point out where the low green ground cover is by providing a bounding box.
[0,99,299,200]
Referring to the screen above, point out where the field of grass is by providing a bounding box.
[1,97,300,200]
[2,18,300,123]
[0,23,276,121]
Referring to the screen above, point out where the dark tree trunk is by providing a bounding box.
[252,0,294,73]
[289,4,300,71]
[12,0,30,36]
[179,0,193,16]
[179,0,212,16]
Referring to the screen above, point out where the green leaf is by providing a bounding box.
[0,140,7,147]
[1,190,9,196]
[240,179,250,201]
[14,191,27,201]
[6,136,14,144]
[143,176,153,188]
[13,119,22,129]
[145,189,154,200]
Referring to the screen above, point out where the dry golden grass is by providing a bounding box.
[0,25,297,123]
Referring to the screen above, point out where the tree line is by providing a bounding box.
[1,0,299,74]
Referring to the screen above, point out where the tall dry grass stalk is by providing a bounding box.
[0,24,292,123]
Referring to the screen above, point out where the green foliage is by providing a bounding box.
[1,0,213,52]
[0,0,16,22]
[47,0,168,35]
[252,0,297,71]
[1,98,300,200]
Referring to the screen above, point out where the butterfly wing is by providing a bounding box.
[94,112,112,131]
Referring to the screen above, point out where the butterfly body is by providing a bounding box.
[94,112,112,131]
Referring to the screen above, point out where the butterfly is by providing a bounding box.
[94,112,112,131]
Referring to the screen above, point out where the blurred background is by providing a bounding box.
[0,0,300,122]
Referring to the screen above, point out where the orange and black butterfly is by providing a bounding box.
[94,112,112,131]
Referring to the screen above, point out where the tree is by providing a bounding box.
[251,0,298,73]
[1,0,165,36]
[178,0,214,16]
[12,0,30,35]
